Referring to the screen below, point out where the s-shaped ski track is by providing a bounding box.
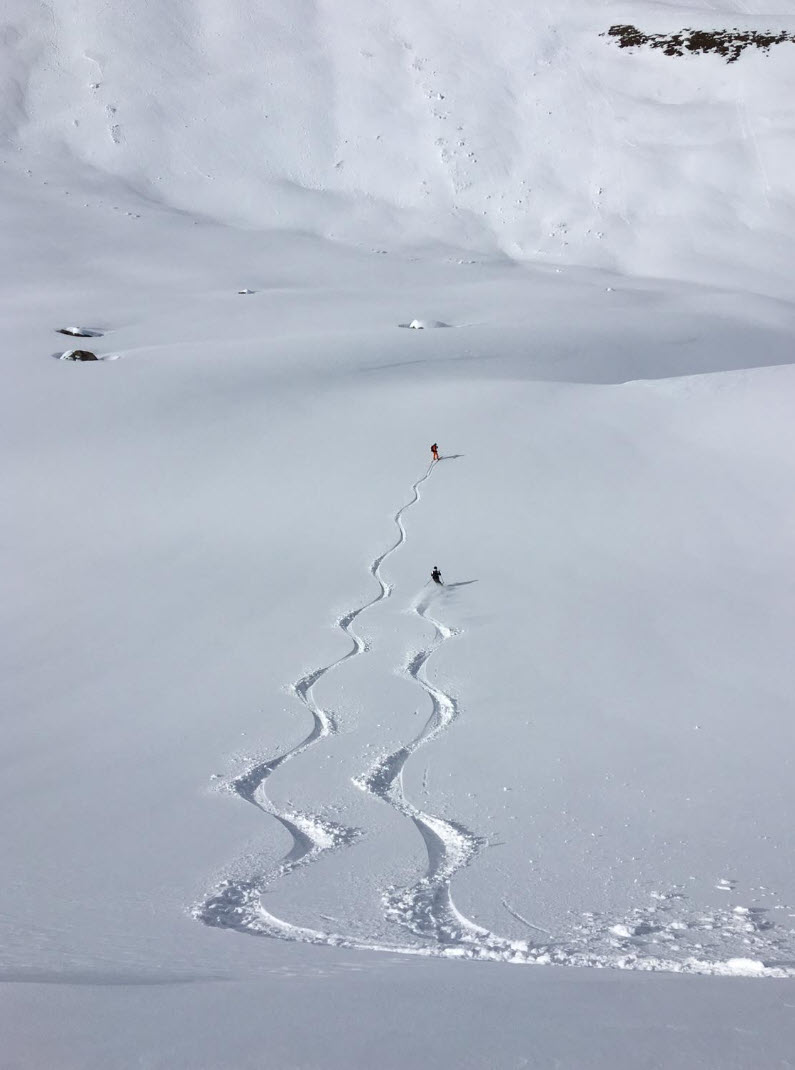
[193,458,794,975]
[195,462,438,941]
[354,589,540,959]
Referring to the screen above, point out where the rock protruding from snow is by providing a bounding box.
[60,349,99,361]
[56,327,103,337]
[604,25,795,64]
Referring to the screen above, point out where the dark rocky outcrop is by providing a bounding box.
[62,349,99,361]
[603,25,795,63]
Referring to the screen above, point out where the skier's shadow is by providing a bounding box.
[439,454,464,461]
[446,580,478,589]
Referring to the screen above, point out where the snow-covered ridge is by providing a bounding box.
[4,0,795,292]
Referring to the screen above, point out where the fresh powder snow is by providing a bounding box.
[2,1,795,1068]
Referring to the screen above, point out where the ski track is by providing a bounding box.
[195,461,795,978]
[353,589,534,957]
[195,462,438,943]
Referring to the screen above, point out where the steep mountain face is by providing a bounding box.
[3,0,795,292]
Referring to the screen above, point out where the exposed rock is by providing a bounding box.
[56,327,103,337]
[61,349,99,361]
[603,25,795,63]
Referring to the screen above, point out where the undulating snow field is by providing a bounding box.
[3,1,795,1067]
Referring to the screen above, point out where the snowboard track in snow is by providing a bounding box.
[195,462,795,978]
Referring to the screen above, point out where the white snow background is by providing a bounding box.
[2,1,795,1066]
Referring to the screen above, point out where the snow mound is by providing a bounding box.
[718,958,770,977]
[400,319,451,330]
[57,349,117,361]
[56,327,104,338]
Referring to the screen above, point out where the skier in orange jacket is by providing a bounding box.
[431,443,439,462]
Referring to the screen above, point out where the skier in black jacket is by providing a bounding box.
[431,566,443,585]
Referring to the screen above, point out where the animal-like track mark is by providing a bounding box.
[105,104,122,144]
[195,462,438,939]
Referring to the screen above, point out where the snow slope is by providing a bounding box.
[5,0,795,291]
[3,0,795,1067]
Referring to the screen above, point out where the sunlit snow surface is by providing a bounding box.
[195,454,795,980]
[3,0,795,1066]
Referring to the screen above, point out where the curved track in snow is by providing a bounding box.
[195,462,438,939]
[194,460,795,977]
[353,590,533,956]
[197,456,529,956]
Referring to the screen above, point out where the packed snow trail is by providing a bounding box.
[196,462,438,938]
